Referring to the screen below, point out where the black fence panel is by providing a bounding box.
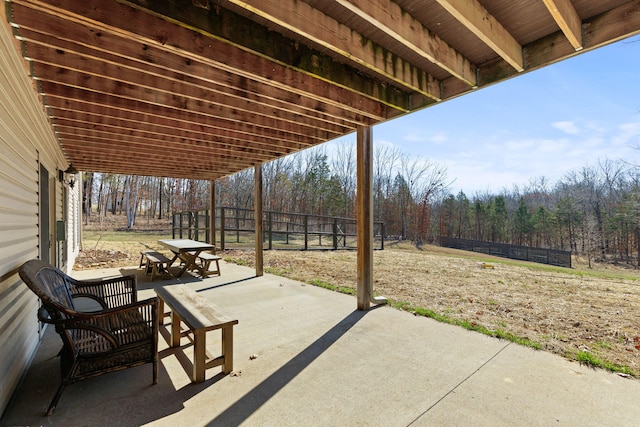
[173,207,385,251]
[439,237,571,268]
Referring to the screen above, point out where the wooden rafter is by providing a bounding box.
[13,22,364,130]
[5,0,640,182]
[435,0,524,71]
[117,0,419,109]
[134,0,442,101]
[542,0,583,50]
[334,0,477,87]
[221,0,447,97]
[13,0,394,118]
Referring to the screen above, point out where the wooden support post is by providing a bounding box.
[209,180,216,252]
[357,126,373,310]
[255,165,264,276]
[357,126,386,310]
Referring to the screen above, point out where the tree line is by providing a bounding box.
[83,141,640,267]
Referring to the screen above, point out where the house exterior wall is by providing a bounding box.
[0,9,81,415]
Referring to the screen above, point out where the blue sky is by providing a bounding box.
[367,35,640,196]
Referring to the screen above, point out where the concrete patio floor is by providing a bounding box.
[3,260,640,426]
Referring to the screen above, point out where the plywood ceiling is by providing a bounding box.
[5,0,640,180]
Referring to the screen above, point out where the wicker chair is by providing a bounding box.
[19,259,158,415]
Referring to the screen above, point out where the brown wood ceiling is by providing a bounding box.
[6,0,640,180]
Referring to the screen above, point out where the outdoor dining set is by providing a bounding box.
[18,238,235,415]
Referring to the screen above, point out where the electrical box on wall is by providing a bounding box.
[56,221,66,241]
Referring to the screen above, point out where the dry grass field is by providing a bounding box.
[77,231,640,377]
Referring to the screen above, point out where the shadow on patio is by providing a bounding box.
[3,261,640,426]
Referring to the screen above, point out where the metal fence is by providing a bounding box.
[172,207,385,251]
[439,237,572,268]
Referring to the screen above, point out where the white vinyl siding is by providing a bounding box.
[0,8,71,415]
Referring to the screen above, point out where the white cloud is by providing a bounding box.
[403,130,449,144]
[612,122,640,146]
[552,121,581,134]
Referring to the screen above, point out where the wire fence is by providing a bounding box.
[439,236,572,268]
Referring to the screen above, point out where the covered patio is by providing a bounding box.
[3,0,640,423]
[4,261,640,425]
[5,0,640,309]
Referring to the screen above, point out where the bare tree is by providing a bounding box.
[331,139,356,217]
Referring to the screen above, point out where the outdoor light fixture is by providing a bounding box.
[58,164,77,188]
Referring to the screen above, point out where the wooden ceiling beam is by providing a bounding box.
[122,0,439,102]
[24,44,353,136]
[333,0,476,87]
[469,0,640,94]
[43,91,328,148]
[57,132,269,166]
[58,139,274,168]
[45,98,318,154]
[32,69,346,141]
[542,0,583,51]
[11,8,369,128]
[13,0,408,115]
[63,152,241,179]
[49,109,300,158]
[435,0,524,71]
[214,0,444,98]
[581,0,640,48]
[56,123,276,161]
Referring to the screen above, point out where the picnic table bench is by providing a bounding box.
[189,251,222,276]
[158,239,217,278]
[140,251,172,281]
[155,285,238,382]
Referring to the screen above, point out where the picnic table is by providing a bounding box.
[158,239,217,277]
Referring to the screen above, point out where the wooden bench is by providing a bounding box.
[185,251,222,276]
[140,251,172,281]
[197,252,222,276]
[155,285,238,383]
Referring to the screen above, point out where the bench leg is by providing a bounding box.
[193,329,206,383]
[170,311,181,348]
[157,298,164,326]
[150,263,157,282]
[221,326,233,374]
[200,258,221,276]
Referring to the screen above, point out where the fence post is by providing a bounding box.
[333,218,338,249]
[380,222,385,250]
[194,211,200,241]
[304,215,308,250]
[172,213,176,239]
[220,208,226,250]
[286,221,289,244]
[204,209,210,244]
[343,221,348,247]
[268,211,273,250]
[179,213,184,239]
[236,207,240,243]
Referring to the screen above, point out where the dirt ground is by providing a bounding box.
[75,238,640,376]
